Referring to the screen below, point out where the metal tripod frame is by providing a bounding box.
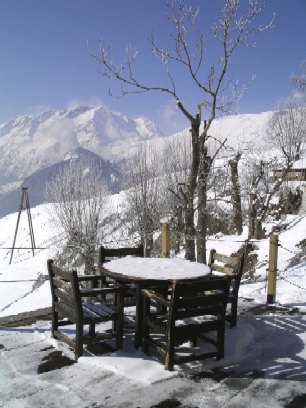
[9,187,36,264]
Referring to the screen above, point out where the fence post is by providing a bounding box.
[161,223,170,258]
[298,183,306,215]
[267,233,278,304]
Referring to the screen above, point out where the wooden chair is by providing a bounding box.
[141,276,231,371]
[208,249,245,328]
[99,245,144,300]
[47,259,124,360]
[99,245,169,349]
[99,245,144,264]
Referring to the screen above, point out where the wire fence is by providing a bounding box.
[0,279,48,283]
[278,275,306,291]
[278,242,299,255]
[0,226,301,255]
[0,220,272,255]
[1,224,305,298]
[275,239,306,293]
[0,247,47,250]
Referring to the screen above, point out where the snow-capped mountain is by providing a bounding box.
[0,107,275,190]
[0,105,163,186]
[0,106,279,218]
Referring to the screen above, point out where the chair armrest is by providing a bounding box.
[80,287,121,297]
[78,275,101,283]
[141,288,169,306]
[211,271,226,277]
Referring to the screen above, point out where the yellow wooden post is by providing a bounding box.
[161,223,170,258]
[267,233,278,304]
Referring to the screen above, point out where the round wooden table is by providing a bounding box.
[101,257,211,348]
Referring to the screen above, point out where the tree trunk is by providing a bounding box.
[174,204,183,254]
[142,230,153,258]
[184,116,201,262]
[229,154,243,235]
[197,146,211,264]
[255,218,265,239]
[184,201,196,261]
[248,193,256,239]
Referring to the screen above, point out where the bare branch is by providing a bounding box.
[88,38,178,100]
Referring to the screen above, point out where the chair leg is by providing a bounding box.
[142,296,150,354]
[51,307,58,337]
[75,322,84,360]
[135,283,143,349]
[190,336,197,347]
[216,324,225,360]
[100,275,107,299]
[156,283,168,313]
[115,289,124,350]
[165,347,174,371]
[230,299,238,328]
[89,323,95,337]
[230,316,236,328]
[165,327,175,371]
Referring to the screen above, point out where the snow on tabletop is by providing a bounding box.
[105,257,211,280]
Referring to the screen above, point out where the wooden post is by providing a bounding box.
[267,233,278,304]
[161,223,170,258]
[298,183,306,215]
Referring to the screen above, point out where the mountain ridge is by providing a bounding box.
[0,105,162,186]
[0,106,279,217]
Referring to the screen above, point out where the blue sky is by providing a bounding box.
[0,0,305,134]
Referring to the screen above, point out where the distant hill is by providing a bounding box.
[0,147,121,218]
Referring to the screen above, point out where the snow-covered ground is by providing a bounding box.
[1,202,306,407]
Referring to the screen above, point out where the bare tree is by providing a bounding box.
[89,0,273,262]
[268,103,305,162]
[229,152,243,235]
[123,142,166,256]
[247,103,306,239]
[247,159,265,239]
[45,160,109,272]
[226,138,256,235]
[161,133,192,253]
[291,60,306,101]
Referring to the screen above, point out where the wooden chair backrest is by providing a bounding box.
[99,245,144,265]
[208,249,244,276]
[169,277,231,321]
[47,259,82,322]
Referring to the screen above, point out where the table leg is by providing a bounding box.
[134,283,143,349]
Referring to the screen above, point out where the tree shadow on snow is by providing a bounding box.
[183,315,306,382]
[1,315,306,381]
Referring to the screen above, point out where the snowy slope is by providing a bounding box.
[0,147,121,218]
[208,111,273,150]
[148,110,274,157]
[1,195,306,317]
